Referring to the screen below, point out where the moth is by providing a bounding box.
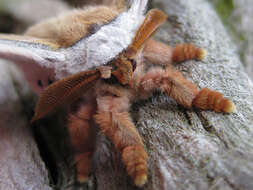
[0,0,235,187]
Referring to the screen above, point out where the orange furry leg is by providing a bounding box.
[161,66,199,108]
[137,67,235,113]
[172,43,206,62]
[74,152,93,183]
[94,89,148,187]
[161,67,235,112]
[193,88,236,113]
[143,39,206,65]
[94,111,148,187]
[67,102,96,183]
[137,67,198,107]
[143,38,173,65]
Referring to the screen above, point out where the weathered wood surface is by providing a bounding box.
[231,0,253,79]
[1,0,253,190]
[0,61,52,190]
[211,0,253,79]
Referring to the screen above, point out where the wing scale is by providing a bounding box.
[31,70,100,122]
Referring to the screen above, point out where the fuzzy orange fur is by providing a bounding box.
[25,6,121,47]
[24,3,235,187]
[64,41,235,187]
[103,0,126,10]
[93,87,148,186]
[131,9,167,51]
[193,88,235,113]
[76,0,126,10]
[161,66,199,108]
[172,43,207,62]
[63,41,235,187]
[143,39,173,65]
[67,99,97,182]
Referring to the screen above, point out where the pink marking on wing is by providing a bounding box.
[15,61,56,94]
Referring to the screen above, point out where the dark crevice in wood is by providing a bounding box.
[9,72,58,188]
[0,11,27,34]
[179,106,193,125]
[0,12,17,33]
[31,112,74,190]
[32,125,59,186]
[196,111,229,149]
[224,177,241,190]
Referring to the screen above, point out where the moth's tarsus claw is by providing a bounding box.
[77,175,89,184]
[197,48,207,60]
[223,100,236,113]
[134,173,147,187]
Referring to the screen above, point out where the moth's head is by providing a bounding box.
[110,8,168,86]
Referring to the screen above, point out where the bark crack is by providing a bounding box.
[195,111,229,149]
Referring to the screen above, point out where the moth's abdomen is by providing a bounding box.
[25,6,120,48]
[172,43,206,62]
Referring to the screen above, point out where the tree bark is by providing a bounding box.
[231,0,253,79]
[0,61,52,190]
[1,0,253,190]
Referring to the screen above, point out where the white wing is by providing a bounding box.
[0,35,65,93]
[66,0,148,75]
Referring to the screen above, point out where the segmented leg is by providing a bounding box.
[67,100,96,183]
[94,84,148,187]
[193,88,236,113]
[143,39,206,65]
[143,39,173,65]
[135,66,235,113]
[172,43,206,62]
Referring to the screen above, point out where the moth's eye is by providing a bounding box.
[130,59,137,72]
[37,80,43,87]
[48,78,54,85]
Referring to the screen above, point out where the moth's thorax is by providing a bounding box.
[57,0,147,79]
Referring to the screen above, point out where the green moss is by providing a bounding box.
[210,0,241,39]
[213,0,234,22]
[210,0,246,62]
